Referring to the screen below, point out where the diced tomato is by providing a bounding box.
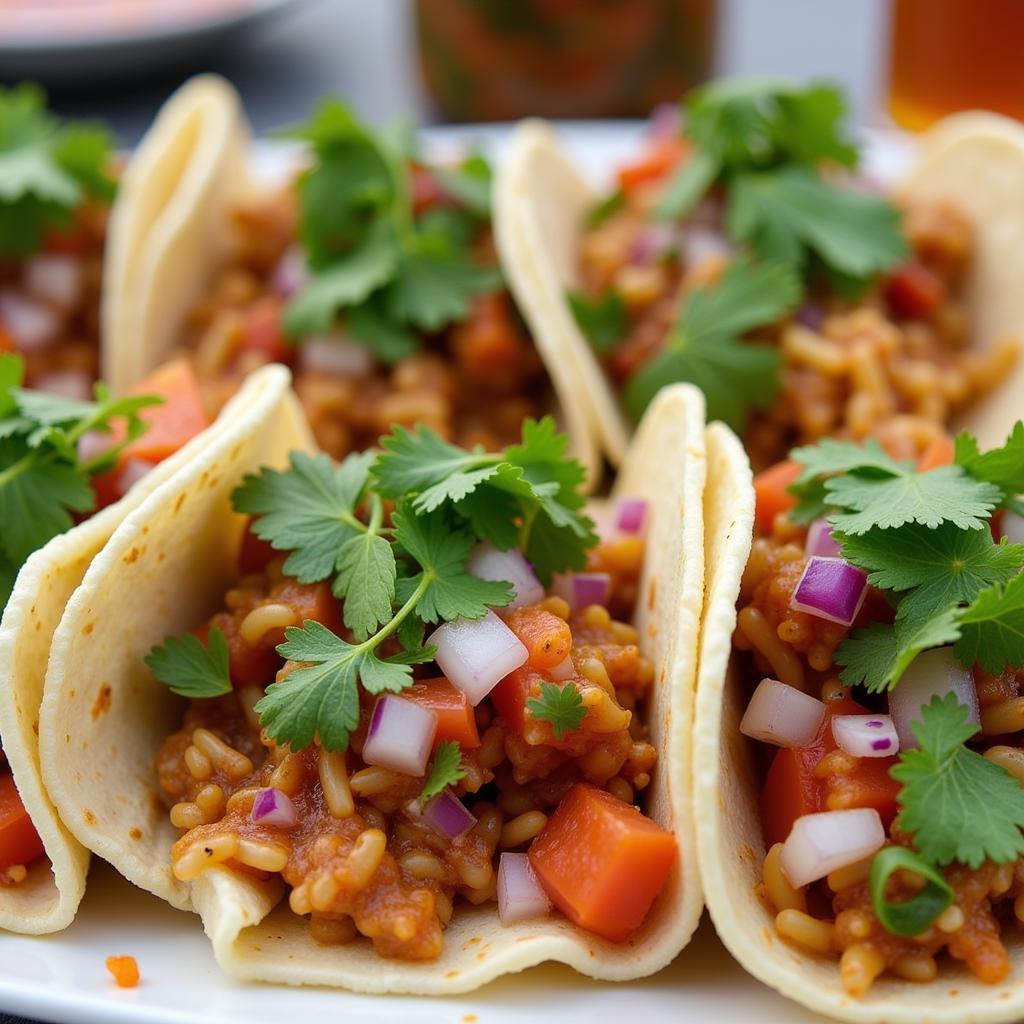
[505,607,572,670]
[616,137,687,192]
[491,664,540,736]
[917,435,955,472]
[112,358,211,466]
[753,460,801,535]
[0,773,44,873]
[0,325,14,353]
[451,293,532,382]
[759,695,900,847]
[239,300,291,364]
[410,163,445,215]
[885,261,946,320]
[195,616,279,689]
[271,579,344,635]
[529,783,677,942]
[403,677,480,749]
[238,518,278,574]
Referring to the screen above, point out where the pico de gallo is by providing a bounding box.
[148,419,675,958]
[176,99,548,462]
[568,79,1016,469]
[736,422,1024,994]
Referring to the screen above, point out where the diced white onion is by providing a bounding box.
[739,678,826,748]
[497,852,551,925]
[24,253,82,309]
[779,809,885,889]
[888,647,978,750]
[831,714,899,758]
[362,695,437,777]
[298,334,373,378]
[427,610,528,706]
[31,369,91,400]
[270,245,309,298]
[681,224,734,269]
[547,656,574,682]
[77,429,112,463]
[468,542,544,610]
[0,289,60,351]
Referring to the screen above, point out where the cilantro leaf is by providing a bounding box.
[231,450,373,583]
[432,153,492,218]
[956,572,1024,675]
[955,422,1024,500]
[526,680,586,739]
[420,740,466,800]
[145,628,232,698]
[836,606,962,693]
[892,694,1024,868]
[334,530,396,641]
[623,256,800,428]
[653,149,718,222]
[791,436,904,485]
[568,290,626,355]
[346,298,419,363]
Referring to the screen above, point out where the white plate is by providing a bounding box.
[0,122,911,1024]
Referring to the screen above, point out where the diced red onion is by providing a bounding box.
[117,458,156,497]
[779,808,886,889]
[552,572,611,611]
[363,695,437,776]
[740,678,826,748]
[831,714,899,758]
[270,245,309,298]
[790,556,868,626]
[250,787,297,828]
[804,518,841,559]
[31,369,91,400]
[24,253,82,309]
[1001,510,1024,546]
[796,302,826,331]
[468,541,544,610]
[614,498,648,535]
[888,647,978,750]
[648,102,681,140]
[628,224,677,265]
[547,656,574,682]
[422,789,476,840]
[77,429,112,463]
[298,335,373,378]
[427,610,528,706]
[0,290,60,351]
[497,852,551,925]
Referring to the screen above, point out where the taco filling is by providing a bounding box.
[147,419,674,959]
[734,423,1024,994]
[567,80,1016,468]
[173,100,547,462]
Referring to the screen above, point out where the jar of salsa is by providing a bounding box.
[415,0,717,122]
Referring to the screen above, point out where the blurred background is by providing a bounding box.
[0,0,1011,143]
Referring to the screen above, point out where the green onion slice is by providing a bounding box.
[869,846,953,938]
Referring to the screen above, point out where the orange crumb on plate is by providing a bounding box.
[105,955,139,988]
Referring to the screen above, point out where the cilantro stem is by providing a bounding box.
[350,571,431,659]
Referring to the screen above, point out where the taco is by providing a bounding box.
[0,348,267,932]
[496,79,1021,475]
[103,76,602,487]
[39,378,707,992]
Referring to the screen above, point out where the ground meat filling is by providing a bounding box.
[578,179,1016,470]
[156,548,656,960]
[182,187,548,461]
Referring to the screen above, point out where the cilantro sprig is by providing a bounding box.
[420,740,466,801]
[283,99,500,354]
[526,680,586,739]
[0,83,116,258]
[145,629,232,699]
[654,79,907,289]
[0,354,158,608]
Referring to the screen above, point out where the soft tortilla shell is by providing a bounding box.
[694,113,1024,1019]
[102,74,248,394]
[39,365,313,911]
[43,380,708,992]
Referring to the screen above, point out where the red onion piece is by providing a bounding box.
[298,335,373,378]
[804,518,841,559]
[614,498,648,535]
[363,695,438,776]
[790,556,867,626]
[1001,510,1024,546]
[795,302,826,331]
[117,458,156,497]
[780,808,885,888]
[250,787,297,828]
[25,253,82,309]
[888,647,978,750]
[740,678,826,748]
[468,541,544,610]
[77,429,112,464]
[497,851,551,925]
[831,714,899,758]
[547,656,574,682]
[552,572,611,611]
[0,290,60,351]
[628,224,677,265]
[270,245,309,298]
[422,789,476,840]
[648,102,681,140]
[427,610,528,706]
[31,369,91,400]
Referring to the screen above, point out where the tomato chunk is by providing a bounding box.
[238,518,278,574]
[271,579,343,635]
[240,299,291,364]
[529,783,676,942]
[0,326,14,353]
[505,607,572,670]
[917,435,954,472]
[885,261,946,320]
[491,664,541,736]
[616,138,687,192]
[760,696,900,847]
[753,460,801,535]
[403,677,480,749]
[0,773,44,873]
